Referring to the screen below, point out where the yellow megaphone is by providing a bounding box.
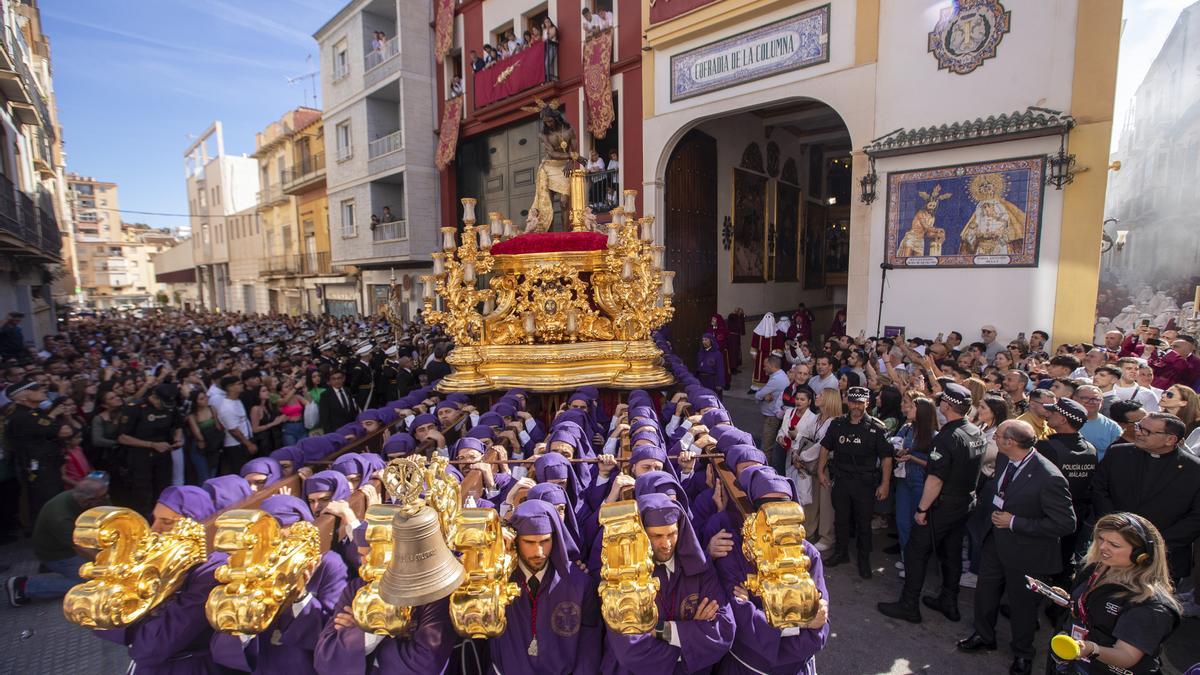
[1051,633,1082,660]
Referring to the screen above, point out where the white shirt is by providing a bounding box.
[1105,383,1160,412]
[606,158,620,171]
[585,157,605,171]
[217,397,251,448]
[807,373,839,396]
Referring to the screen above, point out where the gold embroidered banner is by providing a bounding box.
[583,31,614,138]
[435,0,454,64]
[436,96,464,171]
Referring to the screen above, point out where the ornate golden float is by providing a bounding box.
[421,183,675,392]
[742,501,821,627]
[596,500,660,634]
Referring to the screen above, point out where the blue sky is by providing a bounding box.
[43,0,334,231]
[42,0,1190,232]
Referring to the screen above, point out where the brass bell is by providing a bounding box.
[379,504,465,607]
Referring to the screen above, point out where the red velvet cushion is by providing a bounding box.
[490,231,608,255]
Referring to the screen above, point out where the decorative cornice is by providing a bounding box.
[864,107,1075,158]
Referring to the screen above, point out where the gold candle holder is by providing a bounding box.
[441,227,458,251]
[569,168,588,231]
[623,189,638,214]
[431,252,446,275]
[460,197,477,224]
[502,219,515,239]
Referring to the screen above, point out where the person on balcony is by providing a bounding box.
[542,17,558,79]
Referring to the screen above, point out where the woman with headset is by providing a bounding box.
[1048,512,1182,674]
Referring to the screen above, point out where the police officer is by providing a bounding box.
[117,383,184,517]
[1037,397,1097,593]
[4,378,69,516]
[348,343,376,410]
[377,345,402,403]
[315,340,339,371]
[818,386,893,578]
[877,383,986,623]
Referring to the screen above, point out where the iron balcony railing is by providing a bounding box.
[264,251,341,276]
[368,130,403,159]
[587,168,620,212]
[365,35,400,71]
[281,153,325,191]
[257,183,285,206]
[0,174,61,259]
[371,218,406,242]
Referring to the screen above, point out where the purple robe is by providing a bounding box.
[488,501,602,675]
[210,550,348,673]
[697,334,727,391]
[313,578,455,675]
[95,553,229,674]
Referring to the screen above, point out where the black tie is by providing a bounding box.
[338,388,350,411]
[998,461,1018,495]
[527,573,540,597]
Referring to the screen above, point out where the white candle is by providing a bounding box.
[432,252,445,275]
[442,227,457,251]
[461,197,477,223]
[489,212,502,237]
[612,210,626,228]
[606,224,619,247]
[623,190,638,214]
[502,219,515,239]
[463,259,476,283]
[566,308,578,334]
[479,227,492,248]
[421,276,435,300]
[622,258,634,281]
[483,296,495,315]
[661,271,675,296]
[639,217,655,242]
[523,311,536,335]
[652,245,665,269]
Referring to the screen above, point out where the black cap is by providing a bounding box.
[151,383,179,403]
[4,377,42,397]
[940,383,972,407]
[846,386,870,402]
[1051,398,1088,427]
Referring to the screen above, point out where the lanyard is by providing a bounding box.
[1073,570,1102,627]
[519,575,539,642]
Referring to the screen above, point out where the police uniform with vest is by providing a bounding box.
[119,388,183,516]
[4,382,65,515]
[1037,398,1098,576]
[1051,516,1181,675]
[821,386,892,574]
[883,383,986,621]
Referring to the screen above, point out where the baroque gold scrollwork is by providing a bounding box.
[597,500,660,634]
[352,504,413,635]
[742,501,821,627]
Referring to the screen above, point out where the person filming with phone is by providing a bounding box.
[1046,512,1182,675]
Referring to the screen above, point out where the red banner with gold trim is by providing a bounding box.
[436,96,463,171]
[434,0,454,64]
[583,31,614,138]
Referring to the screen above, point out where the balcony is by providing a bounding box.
[371,218,406,242]
[263,251,342,277]
[256,183,287,208]
[368,130,403,159]
[0,173,61,261]
[365,35,400,72]
[281,153,325,195]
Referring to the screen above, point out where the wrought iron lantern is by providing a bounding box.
[1047,135,1076,190]
[721,217,733,250]
[858,156,878,205]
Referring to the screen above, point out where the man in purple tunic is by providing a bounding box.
[95,486,227,674]
[313,524,456,675]
[488,500,601,674]
[711,467,830,674]
[601,493,735,674]
[210,495,348,674]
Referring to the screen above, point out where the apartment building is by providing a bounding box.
[0,0,67,344]
[151,237,199,310]
[184,122,259,312]
[282,116,343,313]
[314,0,437,317]
[226,205,267,315]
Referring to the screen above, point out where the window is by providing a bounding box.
[333,40,349,80]
[199,189,207,208]
[340,199,356,237]
[202,223,210,244]
[336,121,352,161]
[277,154,286,186]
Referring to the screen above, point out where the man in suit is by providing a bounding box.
[1092,411,1200,581]
[319,370,358,432]
[957,419,1076,675]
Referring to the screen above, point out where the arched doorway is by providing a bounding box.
[664,130,718,368]
[661,99,853,372]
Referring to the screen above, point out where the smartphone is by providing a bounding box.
[1025,576,1069,607]
[1140,319,1151,328]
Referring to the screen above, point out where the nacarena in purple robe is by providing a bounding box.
[210,495,348,674]
[488,500,601,675]
[696,332,727,391]
[313,578,455,675]
[601,493,735,675]
[710,467,829,675]
[95,486,227,674]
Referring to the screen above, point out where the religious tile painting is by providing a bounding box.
[731,167,768,282]
[928,0,1011,75]
[885,156,1045,269]
[772,181,801,282]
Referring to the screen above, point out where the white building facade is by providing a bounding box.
[314,0,439,317]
